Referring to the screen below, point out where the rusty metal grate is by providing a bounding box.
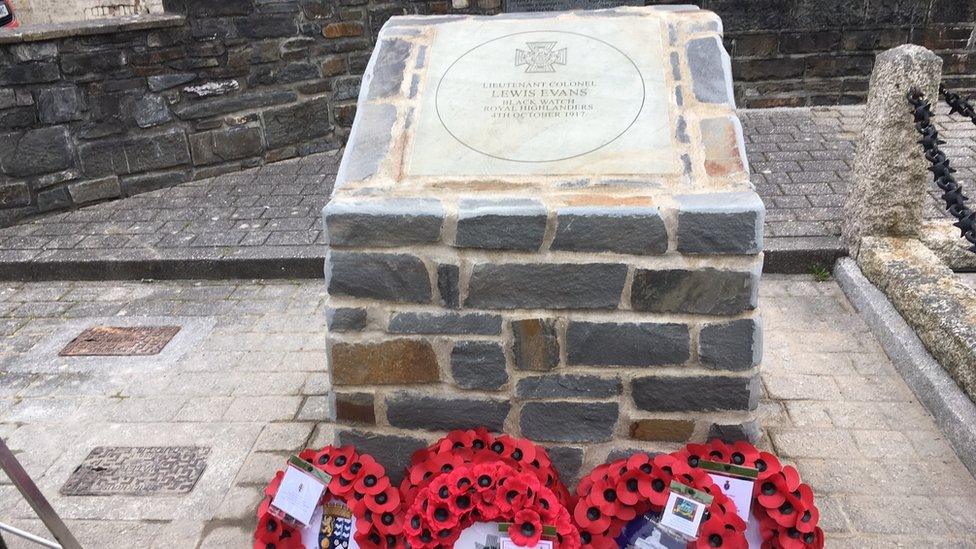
[59,326,181,356]
[60,446,210,496]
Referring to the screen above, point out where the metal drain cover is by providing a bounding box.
[60,446,210,496]
[59,326,181,356]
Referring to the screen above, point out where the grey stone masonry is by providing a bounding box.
[322,7,764,462]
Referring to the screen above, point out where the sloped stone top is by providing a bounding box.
[335,5,750,206]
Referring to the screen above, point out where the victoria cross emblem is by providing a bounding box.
[515,41,568,73]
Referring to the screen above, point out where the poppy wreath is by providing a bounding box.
[573,440,824,549]
[402,460,582,549]
[254,445,404,549]
[400,428,572,509]
[674,440,824,549]
[573,451,746,549]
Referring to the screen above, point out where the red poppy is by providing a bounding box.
[511,437,538,466]
[696,519,739,549]
[757,471,790,509]
[322,445,356,476]
[729,440,760,467]
[755,451,782,481]
[428,475,453,503]
[511,508,543,547]
[534,486,561,524]
[353,456,390,495]
[776,525,808,549]
[766,491,803,529]
[255,512,282,543]
[587,478,623,518]
[446,467,474,495]
[572,500,611,534]
[582,529,618,549]
[471,462,500,494]
[496,473,534,513]
[424,499,459,531]
[636,464,671,509]
[365,485,401,514]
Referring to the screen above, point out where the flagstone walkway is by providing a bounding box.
[0,103,974,278]
[0,275,973,547]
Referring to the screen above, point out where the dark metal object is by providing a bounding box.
[60,446,210,496]
[0,438,81,549]
[59,325,180,356]
[940,85,976,124]
[907,88,976,253]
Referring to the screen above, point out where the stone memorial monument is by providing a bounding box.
[322,6,763,477]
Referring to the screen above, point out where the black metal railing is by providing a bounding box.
[907,87,976,253]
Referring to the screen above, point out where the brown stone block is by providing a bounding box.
[630,419,695,442]
[331,339,439,385]
[512,318,559,371]
[335,392,376,424]
[323,21,364,39]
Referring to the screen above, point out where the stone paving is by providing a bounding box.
[0,276,972,547]
[0,104,974,278]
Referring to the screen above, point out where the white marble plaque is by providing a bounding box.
[408,15,676,177]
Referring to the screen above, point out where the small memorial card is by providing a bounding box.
[658,482,713,539]
[619,514,691,549]
[699,460,759,523]
[270,455,332,528]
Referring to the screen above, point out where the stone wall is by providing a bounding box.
[0,0,375,226]
[1,0,972,224]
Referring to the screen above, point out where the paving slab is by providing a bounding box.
[0,276,971,547]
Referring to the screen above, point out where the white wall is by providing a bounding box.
[9,0,164,26]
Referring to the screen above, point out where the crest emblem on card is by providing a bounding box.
[515,42,567,73]
[319,501,354,549]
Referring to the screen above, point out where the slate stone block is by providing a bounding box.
[263,96,333,149]
[451,341,508,390]
[133,94,172,128]
[173,90,297,120]
[516,374,621,399]
[9,42,57,63]
[323,198,444,247]
[190,126,264,165]
[389,312,502,335]
[337,429,427,484]
[677,192,764,254]
[66,176,121,205]
[700,318,762,371]
[2,126,74,177]
[326,251,431,303]
[466,263,627,309]
[631,267,758,315]
[545,446,584,483]
[552,206,668,255]
[632,375,759,412]
[708,420,761,443]
[0,182,30,209]
[37,86,84,124]
[62,51,127,76]
[687,35,734,105]
[437,263,460,309]
[326,307,368,332]
[368,38,411,99]
[512,318,560,371]
[0,62,59,86]
[520,401,618,442]
[331,339,438,385]
[456,198,547,251]
[337,103,395,183]
[148,72,196,92]
[36,186,71,211]
[566,321,690,366]
[0,107,36,130]
[386,393,510,432]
